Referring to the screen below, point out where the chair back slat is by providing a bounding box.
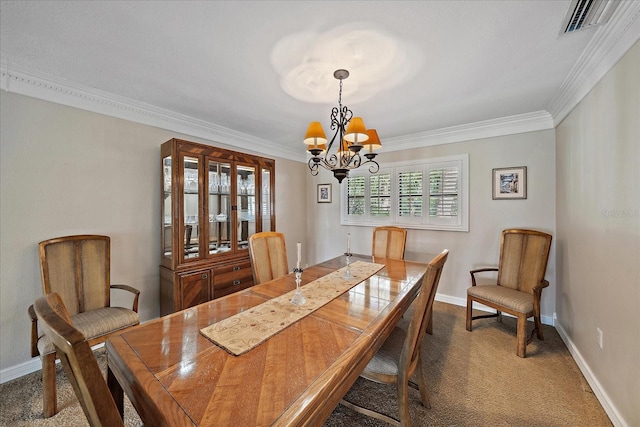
[403,250,448,374]
[498,230,552,293]
[372,226,407,260]
[248,232,289,285]
[34,293,124,427]
[39,235,110,315]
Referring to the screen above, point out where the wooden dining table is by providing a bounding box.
[106,254,429,426]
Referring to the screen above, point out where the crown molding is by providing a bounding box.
[383,111,554,152]
[0,60,302,163]
[547,1,640,126]
[0,59,554,156]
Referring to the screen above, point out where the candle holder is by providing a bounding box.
[342,253,354,280]
[290,267,306,305]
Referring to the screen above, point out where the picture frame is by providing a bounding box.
[317,183,332,203]
[492,166,527,199]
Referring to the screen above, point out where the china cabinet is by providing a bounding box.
[160,138,275,315]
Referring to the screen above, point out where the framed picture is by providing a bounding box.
[492,166,527,199]
[317,183,332,203]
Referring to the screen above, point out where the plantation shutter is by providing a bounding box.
[370,173,391,217]
[346,176,366,215]
[429,167,459,217]
[397,170,423,218]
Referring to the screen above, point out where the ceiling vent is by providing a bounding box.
[560,0,619,34]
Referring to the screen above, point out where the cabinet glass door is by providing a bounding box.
[162,156,173,259]
[183,156,200,260]
[208,160,232,255]
[261,168,272,232]
[237,165,256,250]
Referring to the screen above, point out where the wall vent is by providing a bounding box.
[560,0,619,34]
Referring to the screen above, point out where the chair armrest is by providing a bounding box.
[110,284,141,313]
[531,280,549,314]
[469,268,498,286]
[28,304,40,358]
[532,279,550,295]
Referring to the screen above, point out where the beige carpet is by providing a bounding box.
[0,302,611,426]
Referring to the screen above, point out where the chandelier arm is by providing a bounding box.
[308,152,339,172]
[330,107,340,132]
[364,158,380,174]
[335,151,360,170]
[325,153,340,169]
[323,124,342,161]
[341,106,352,126]
[350,153,362,169]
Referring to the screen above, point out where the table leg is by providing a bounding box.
[107,365,124,419]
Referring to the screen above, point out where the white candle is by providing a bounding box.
[347,233,351,254]
[297,242,301,269]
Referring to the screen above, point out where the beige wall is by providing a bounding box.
[556,41,639,426]
[305,129,557,319]
[0,91,308,371]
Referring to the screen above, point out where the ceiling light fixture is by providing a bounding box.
[304,69,381,183]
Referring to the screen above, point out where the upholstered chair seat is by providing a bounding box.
[36,307,139,356]
[362,325,407,378]
[466,285,534,314]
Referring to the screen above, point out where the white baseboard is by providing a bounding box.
[0,343,104,385]
[0,357,42,384]
[554,322,626,427]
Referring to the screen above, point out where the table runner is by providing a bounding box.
[200,261,384,356]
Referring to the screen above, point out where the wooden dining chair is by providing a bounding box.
[341,249,449,427]
[248,231,289,284]
[34,292,125,426]
[466,229,552,357]
[28,235,140,417]
[372,226,407,260]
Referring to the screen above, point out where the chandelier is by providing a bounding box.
[304,69,382,183]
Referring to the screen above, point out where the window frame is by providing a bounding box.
[341,154,469,232]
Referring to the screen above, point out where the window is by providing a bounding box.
[341,154,468,231]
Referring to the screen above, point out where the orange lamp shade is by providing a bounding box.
[363,129,382,150]
[344,117,369,144]
[304,122,328,145]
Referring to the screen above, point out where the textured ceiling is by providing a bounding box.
[0,1,629,155]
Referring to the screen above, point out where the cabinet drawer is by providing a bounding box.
[213,262,254,298]
[179,269,212,310]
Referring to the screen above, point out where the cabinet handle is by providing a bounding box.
[202,273,208,279]
[233,280,241,286]
[233,266,240,271]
